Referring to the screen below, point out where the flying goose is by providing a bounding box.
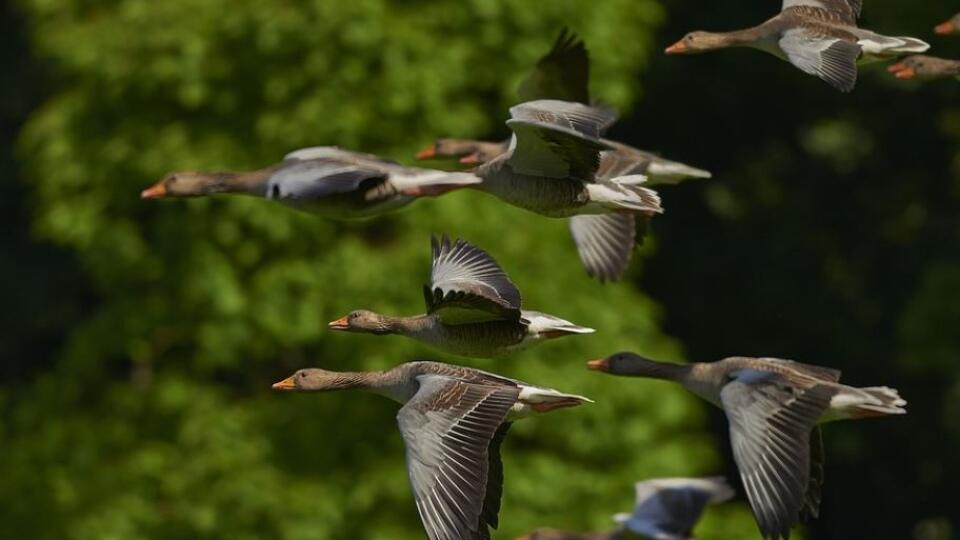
[665,0,930,92]
[328,235,594,358]
[517,477,734,540]
[416,30,708,282]
[456,99,663,282]
[273,360,591,540]
[888,55,960,80]
[588,352,907,539]
[141,146,479,219]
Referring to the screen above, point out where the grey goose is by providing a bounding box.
[588,352,906,539]
[273,360,591,540]
[666,0,930,92]
[328,235,594,358]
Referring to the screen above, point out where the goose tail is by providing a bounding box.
[858,35,930,57]
[521,310,595,338]
[646,159,713,184]
[587,179,662,214]
[836,386,907,418]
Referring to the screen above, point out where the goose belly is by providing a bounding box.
[424,321,528,358]
[480,170,587,218]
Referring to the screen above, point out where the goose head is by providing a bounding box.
[665,31,732,54]
[328,310,395,335]
[935,14,960,35]
[141,171,227,199]
[888,55,959,80]
[272,368,356,391]
[588,352,688,381]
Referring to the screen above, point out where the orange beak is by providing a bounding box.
[328,316,351,331]
[665,40,688,54]
[415,144,437,160]
[458,152,483,165]
[272,376,297,391]
[586,358,609,371]
[935,21,955,35]
[141,181,168,199]
[887,63,917,80]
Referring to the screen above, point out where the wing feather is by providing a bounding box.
[398,375,519,540]
[721,374,838,540]
[517,28,591,104]
[425,236,522,324]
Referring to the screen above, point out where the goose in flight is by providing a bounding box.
[273,360,591,540]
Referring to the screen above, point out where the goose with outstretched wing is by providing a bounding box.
[273,360,590,540]
[588,352,907,539]
[328,235,593,358]
[666,0,929,92]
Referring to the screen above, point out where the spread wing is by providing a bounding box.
[424,235,522,324]
[720,372,838,540]
[782,0,861,24]
[397,375,520,540]
[778,30,861,92]
[517,28,591,104]
[506,100,617,181]
[568,214,636,282]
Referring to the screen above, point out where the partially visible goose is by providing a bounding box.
[665,0,930,92]
[588,353,907,540]
[329,235,594,358]
[888,55,960,80]
[141,146,479,219]
[273,360,591,540]
[517,477,734,540]
[935,13,960,35]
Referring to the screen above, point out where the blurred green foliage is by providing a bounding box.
[2,0,756,539]
[4,0,960,538]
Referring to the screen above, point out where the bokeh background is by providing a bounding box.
[2,0,958,538]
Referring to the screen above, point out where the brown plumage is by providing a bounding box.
[416,29,709,283]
